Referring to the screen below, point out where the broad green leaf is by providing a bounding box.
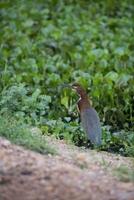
[105,71,118,82]
[61,96,69,109]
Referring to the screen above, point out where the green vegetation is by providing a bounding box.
[114,165,134,183]
[0,115,55,155]
[0,0,134,156]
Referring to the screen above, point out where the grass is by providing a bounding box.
[0,115,56,155]
[113,165,134,183]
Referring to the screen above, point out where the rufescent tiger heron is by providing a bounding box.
[63,83,102,146]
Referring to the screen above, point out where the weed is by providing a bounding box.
[0,116,56,155]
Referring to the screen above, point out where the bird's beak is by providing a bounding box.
[61,84,72,88]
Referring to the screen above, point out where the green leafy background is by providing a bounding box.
[0,0,134,156]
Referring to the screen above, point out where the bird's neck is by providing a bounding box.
[78,90,89,100]
[77,91,91,112]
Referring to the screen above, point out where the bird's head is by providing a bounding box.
[62,83,87,96]
[71,83,84,95]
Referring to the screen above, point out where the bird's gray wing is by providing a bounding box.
[81,108,102,146]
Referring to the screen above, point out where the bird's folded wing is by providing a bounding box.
[81,108,102,145]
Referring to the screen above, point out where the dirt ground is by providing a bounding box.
[0,136,134,200]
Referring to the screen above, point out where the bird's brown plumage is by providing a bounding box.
[72,83,91,112]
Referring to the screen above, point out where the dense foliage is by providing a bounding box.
[0,0,134,156]
[0,115,55,154]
